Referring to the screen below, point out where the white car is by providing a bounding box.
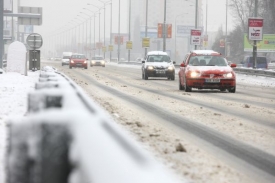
[90,56,105,67]
[268,60,275,70]
[141,51,176,80]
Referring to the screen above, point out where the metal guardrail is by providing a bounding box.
[6,66,185,183]
[233,67,275,77]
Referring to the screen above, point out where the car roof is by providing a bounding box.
[147,51,168,56]
[190,50,221,55]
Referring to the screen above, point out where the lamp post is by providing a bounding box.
[80,12,91,57]
[118,0,121,62]
[99,0,111,59]
[110,0,113,60]
[225,0,228,57]
[87,4,104,56]
[84,8,97,57]
[194,0,198,50]
[145,0,148,57]
[74,18,83,53]
[163,0,167,52]
[128,0,131,62]
[77,15,88,54]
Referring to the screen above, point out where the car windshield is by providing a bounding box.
[188,56,228,66]
[71,55,85,59]
[63,56,70,59]
[92,57,104,60]
[147,55,170,62]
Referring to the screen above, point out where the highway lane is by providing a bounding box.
[42,60,275,183]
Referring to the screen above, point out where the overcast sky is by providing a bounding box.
[14,0,234,38]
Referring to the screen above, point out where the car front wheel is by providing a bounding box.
[228,86,236,93]
[184,79,192,92]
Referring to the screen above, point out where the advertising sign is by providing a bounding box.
[244,34,275,52]
[109,45,113,51]
[142,38,150,48]
[157,23,172,38]
[190,29,201,45]
[126,41,132,49]
[248,18,263,41]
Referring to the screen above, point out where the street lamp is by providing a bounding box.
[99,0,111,59]
[80,12,91,57]
[72,18,83,53]
[145,0,148,57]
[87,3,104,56]
[83,8,97,57]
[77,14,88,54]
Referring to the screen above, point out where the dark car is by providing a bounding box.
[241,56,268,69]
[178,50,236,93]
[69,54,88,69]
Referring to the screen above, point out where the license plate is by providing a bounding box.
[156,70,165,74]
[205,79,220,83]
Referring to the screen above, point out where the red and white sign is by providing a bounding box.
[190,29,201,45]
[248,18,263,41]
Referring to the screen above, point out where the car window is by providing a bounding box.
[72,55,85,59]
[183,54,189,64]
[188,56,227,66]
[92,57,104,60]
[147,55,170,62]
[248,57,267,64]
[63,56,70,59]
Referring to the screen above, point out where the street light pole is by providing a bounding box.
[128,0,131,62]
[195,0,198,50]
[225,0,228,57]
[110,0,113,60]
[118,0,121,62]
[145,0,148,57]
[163,0,167,52]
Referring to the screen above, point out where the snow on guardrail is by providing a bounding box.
[6,66,186,183]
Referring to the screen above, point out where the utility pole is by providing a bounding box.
[225,0,228,57]
[128,0,131,62]
[163,0,167,52]
[0,0,3,68]
[253,0,258,69]
[145,0,148,57]
[194,0,198,50]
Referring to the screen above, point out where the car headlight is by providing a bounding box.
[190,71,200,78]
[84,61,87,63]
[101,61,105,64]
[91,61,95,64]
[223,73,233,78]
[147,65,154,70]
[167,66,174,70]
[70,60,74,63]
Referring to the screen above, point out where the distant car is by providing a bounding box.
[62,52,73,66]
[178,50,236,93]
[90,56,105,67]
[241,56,268,69]
[268,60,275,70]
[142,51,176,80]
[69,54,88,69]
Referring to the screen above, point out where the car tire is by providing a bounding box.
[171,75,175,80]
[220,89,226,92]
[228,86,236,93]
[179,80,184,90]
[144,71,148,80]
[85,67,88,69]
[184,80,192,92]
[69,66,72,69]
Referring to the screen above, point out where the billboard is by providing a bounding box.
[190,29,201,45]
[248,18,263,41]
[244,34,275,52]
[140,26,157,38]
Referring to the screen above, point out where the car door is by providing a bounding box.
[179,54,190,85]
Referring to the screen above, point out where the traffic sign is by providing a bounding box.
[142,38,150,48]
[26,33,43,49]
[190,29,201,45]
[109,45,113,51]
[126,41,132,49]
[157,23,172,38]
[158,23,163,38]
[248,17,263,41]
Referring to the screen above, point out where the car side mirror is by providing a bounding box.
[142,60,145,63]
[173,61,176,64]
[230,63,237,68]
[180,63,186,67]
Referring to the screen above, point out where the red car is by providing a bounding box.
[69,54,88,69]
[178,50,236,93]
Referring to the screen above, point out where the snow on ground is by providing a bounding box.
[0,66,274,183]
